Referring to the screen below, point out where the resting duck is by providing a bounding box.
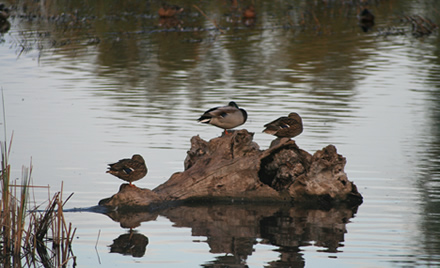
[242,5,256,26]
[0,3,10,22]
[359,8,375,23]
[263,112,303,138]
[198,101,248,134]
[158,4,184,18]
[358,8,375,32]
[242,5,256,19]
[107,154,148,186]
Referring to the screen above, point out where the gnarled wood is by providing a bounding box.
[99,129,363,209]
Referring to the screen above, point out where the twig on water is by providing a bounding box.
[193,5,225,34]
[8,184,50,188]
[95,229,102,264]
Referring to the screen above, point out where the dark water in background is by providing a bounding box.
[1,0,440,267]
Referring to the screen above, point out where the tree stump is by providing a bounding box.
[99,129,363,210]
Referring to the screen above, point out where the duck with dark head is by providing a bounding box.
[198,101,248,135]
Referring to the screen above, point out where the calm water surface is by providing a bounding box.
[1,0,440,267]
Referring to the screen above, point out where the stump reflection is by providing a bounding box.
[103,203,359,266]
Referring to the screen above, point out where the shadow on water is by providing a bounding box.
[98,203,359,267]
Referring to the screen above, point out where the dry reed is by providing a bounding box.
[1,135,76,267]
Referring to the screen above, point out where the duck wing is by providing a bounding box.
[108,158,131,171]
[263,116,302,137]
[198,105,238,122]
[263,116,289,129]
[107,158,147,181]
[108,158,145,174]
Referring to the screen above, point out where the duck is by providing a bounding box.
[359,8,375,23]
[242,5,256,19]
[106,154,148,186]
[263,112,303,138]
[0,19,9,33]
[242,5,256,26]
[158,4,184,18]
[198,101,248,134]
[0,3,10,22]
[358,8,375,32]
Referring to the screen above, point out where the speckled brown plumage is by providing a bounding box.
[263,112,303,138]
[107,154,148,186]
[158,4,183,18]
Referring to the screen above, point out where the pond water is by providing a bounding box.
[1,0,440,267]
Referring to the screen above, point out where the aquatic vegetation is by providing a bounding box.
[0,98,76,267]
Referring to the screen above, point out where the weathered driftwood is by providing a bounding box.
[99,129,363,209]
[99,183,162,209]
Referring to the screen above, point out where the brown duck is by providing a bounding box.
[107,154,148,186]
[263,112,303,138]
[358,8,375,32]
[242,5,256,19]
[0,3,10,22]
[158,4,184,18]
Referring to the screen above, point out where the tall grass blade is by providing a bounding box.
[1,91,76,267]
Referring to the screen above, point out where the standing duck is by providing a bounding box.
[107,154,148,186]
[263,112,303,138]
[158,4,184,18]
[198,101,248,134]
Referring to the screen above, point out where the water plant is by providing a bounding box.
[0,138,77,267]
[1,89,76,267]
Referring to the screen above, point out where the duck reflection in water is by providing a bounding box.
[105,209,158,258]
[109,230,149,258]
